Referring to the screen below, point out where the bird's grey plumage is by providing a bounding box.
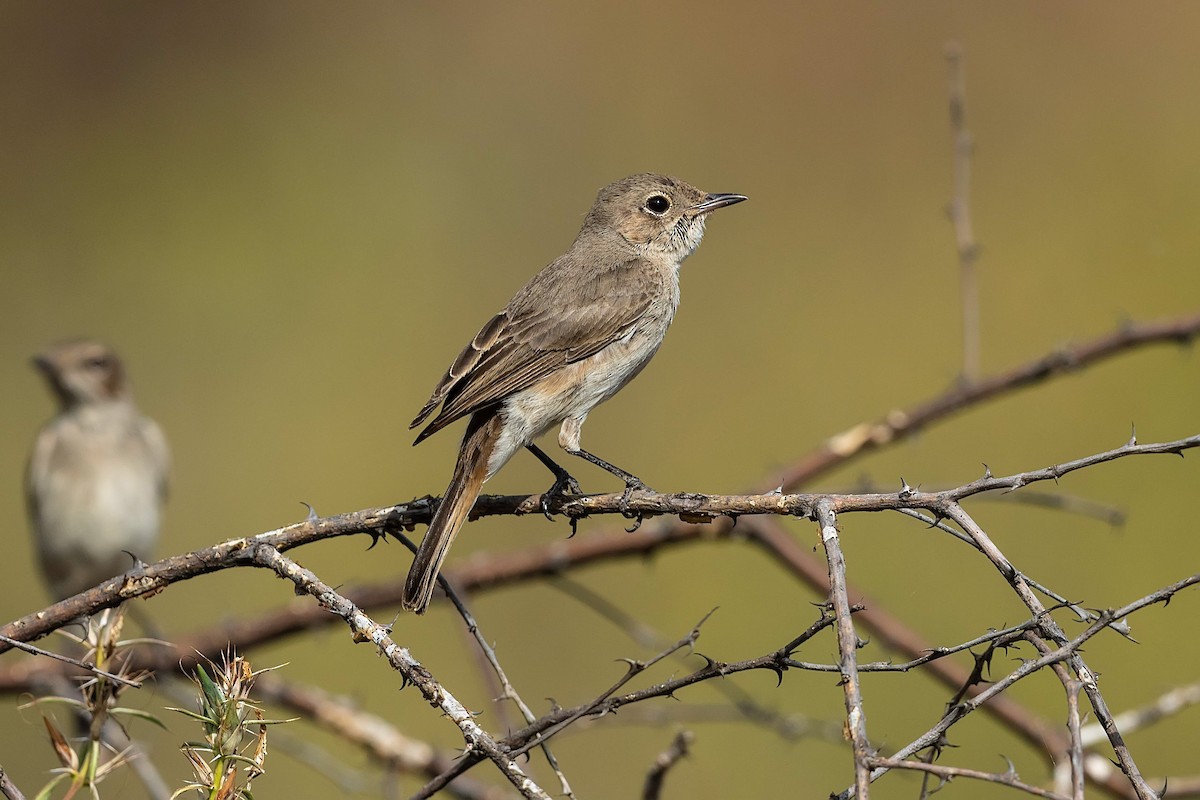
[412,255,661,442]
[26,340,169,600]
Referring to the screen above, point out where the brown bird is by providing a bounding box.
[26,340,170,600]
[403,173,746,613]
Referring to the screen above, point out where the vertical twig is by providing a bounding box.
[945,41,981,383]
[1065,680,1085,800]
[816,500,871,798]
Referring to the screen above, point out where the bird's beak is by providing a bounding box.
[692,193,748,214]
[31,354,52,373]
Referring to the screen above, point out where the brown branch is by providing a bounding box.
[764,312,1200,492]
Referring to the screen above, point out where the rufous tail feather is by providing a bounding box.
[402,410,501,613]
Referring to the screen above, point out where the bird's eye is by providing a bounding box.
[84,356,110,370]
[645,195,671,215]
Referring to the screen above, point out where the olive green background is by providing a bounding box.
[2,3,1198,798]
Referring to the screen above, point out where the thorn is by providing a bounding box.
[899,477,917,500]
[764,662,786,687]
[301,502,319,522]
[1128,423,1138,447]
[981,463,993,479]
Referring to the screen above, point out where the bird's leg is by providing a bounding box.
[556,418,651,523]
[526,443,582,521]
[564,447,651,522]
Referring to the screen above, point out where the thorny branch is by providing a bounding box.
[816,501,871,797]
[4,431,1196,655]
[248,544,550,800]
[866,755,1070,800]
[1,316,1197,798]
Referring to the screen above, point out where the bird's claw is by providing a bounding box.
[540,473,583,521]
[618,479,649,532]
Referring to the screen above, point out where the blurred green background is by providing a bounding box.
[2,3,1198,798]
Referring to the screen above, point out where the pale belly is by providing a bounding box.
[486,320,671,477]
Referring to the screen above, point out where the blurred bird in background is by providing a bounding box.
[26,340,170,601]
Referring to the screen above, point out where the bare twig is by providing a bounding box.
[945,41,981,382]
[766,312,1200,492]
[942,503,1157,800]
[866,756,1069,800]
[0,633,142,688]
[405,532,575,800]
[253,676,512,800]
[416,611,718,798]
[1065,680,1085,800]
[1082,682,1200,747]
[816,501,871,797]
[0,765,25,800]
[974,490,1126,526]
[838,572,1199,799]
[642,731,694,800]
[551,575,841,743]
[248,544,550,800]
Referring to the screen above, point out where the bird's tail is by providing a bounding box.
[402,410,501,613]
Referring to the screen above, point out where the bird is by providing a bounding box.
[26,340,170,601]
[402,173,746,613]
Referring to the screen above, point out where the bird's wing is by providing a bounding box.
[137,416,171,503]
[411,254,660,442]
[24,423,60,523]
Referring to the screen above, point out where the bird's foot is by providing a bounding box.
[618,478,651,532]
[540,472,583,521]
